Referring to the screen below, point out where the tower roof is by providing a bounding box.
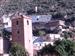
[11,13,31,20]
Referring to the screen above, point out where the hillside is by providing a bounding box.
[0,0,75,14]
[0,0,75,23]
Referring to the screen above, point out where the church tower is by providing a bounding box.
[12,14,33,56]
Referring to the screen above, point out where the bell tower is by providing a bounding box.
[12,14,33,56]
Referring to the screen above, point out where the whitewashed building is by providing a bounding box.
[31,15,52,23]
[2,14,12,28]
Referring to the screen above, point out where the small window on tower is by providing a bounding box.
[29,40,30,42]
[17,30,19,34]
[27,20,29,25]
[16,21,19,25]
[0,33,1,37]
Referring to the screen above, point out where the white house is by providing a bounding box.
[48,34,63,41]
[33,41,53,50]
[33,36,53,50]
[31,15,52,23]
[2,14,12,28]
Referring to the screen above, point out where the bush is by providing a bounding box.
[9,43,29,56]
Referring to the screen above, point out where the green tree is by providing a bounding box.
[62,30,75,40]
[39,44,58,56]
[39,39,75,56]
[54,39,75,56]
[38,30,46,36]
[9,43,28,56]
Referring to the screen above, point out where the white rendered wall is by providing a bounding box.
[23,16,33,56]
[33,42,53,50]
[59,20,65,26]
[31,15,52,23]
[3,54,9,56]
[49,34,60,40]
[0,38,3,54]
[2,15,12,28]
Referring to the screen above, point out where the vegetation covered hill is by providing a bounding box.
[0,0,75,25]
[0,0,75,15]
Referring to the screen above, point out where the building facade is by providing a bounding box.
[31,15,52,23]
[12,14,33,56]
